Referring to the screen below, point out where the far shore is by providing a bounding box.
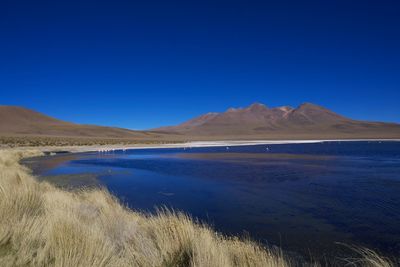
[4,138,400,154]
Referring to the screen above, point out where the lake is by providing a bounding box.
[27,141,400,262]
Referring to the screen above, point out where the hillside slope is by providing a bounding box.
[0,106,153,139]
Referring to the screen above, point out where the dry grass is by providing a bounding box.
[335,244,394,267]
[0,150,288,267]
[0,149,395,267]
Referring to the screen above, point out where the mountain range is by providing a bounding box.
[1,103,400,141]
[154,102,400,140]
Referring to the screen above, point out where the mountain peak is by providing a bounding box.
[226,107,238,113]
[277,106,294,112]
[297,102,325,110]
[246,102,268,111]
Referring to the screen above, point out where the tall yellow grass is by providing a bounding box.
[0,150,288,267]
[0,150,394,267]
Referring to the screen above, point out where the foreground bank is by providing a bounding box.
[0,149,394,266]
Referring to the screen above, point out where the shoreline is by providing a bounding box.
[8,138,400,154]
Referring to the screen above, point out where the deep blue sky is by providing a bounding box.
[1,0,399,129]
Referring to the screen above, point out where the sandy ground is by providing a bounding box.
[3,139,399,154]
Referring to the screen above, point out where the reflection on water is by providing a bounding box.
[29,141,400,261]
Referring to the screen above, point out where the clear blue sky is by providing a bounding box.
[1,0,399,130]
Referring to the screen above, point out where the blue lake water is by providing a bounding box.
[30,141,400,261]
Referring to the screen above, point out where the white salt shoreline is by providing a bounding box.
[31,139,400,153]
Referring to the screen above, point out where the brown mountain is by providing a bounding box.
[0,106,155,139]
[2,104,399,141]
[155,102,400,140]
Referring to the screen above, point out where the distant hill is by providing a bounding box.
[154,102,400,140]
[0,106,155,139]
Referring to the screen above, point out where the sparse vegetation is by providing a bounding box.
[0,135,181,148]
[0,149,395,266]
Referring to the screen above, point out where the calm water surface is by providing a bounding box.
[30,141,400,261]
